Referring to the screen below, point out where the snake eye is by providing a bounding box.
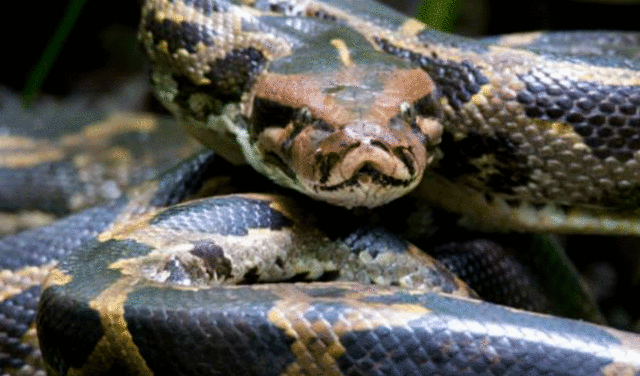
[296,107,313,124]
[251,97,297,138]
[400,101,415,120]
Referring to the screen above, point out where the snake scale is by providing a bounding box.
[2,0,640,375]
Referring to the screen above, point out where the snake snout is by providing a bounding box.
[278,119,433,208]
[336,121,424,180]
[245,63,442,208]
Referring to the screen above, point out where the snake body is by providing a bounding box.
[140,0,640,232]
[2,0,640,375]
[3,152,640,375]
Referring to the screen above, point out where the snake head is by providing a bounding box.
[245,66,442,208]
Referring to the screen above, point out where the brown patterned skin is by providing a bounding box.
[140,0,640,233]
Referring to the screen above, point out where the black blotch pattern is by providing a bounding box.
[516,69,640,162]
[310,10,339,21]
[172,48,266,119]
[189,241,233,279]
[125,293,296,376]
[203,48,267,98]
[370,141,389,153]
[413,93,440,118]
[145,10,216,54]
[264,2,305,16]
[240,266,260,284]
[37,287,104,374]
[374,37,489,109]
[302,286,349,299]
[172,75,226,121]
[434,131,531,195]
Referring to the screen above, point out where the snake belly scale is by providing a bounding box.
[1,0,640,375]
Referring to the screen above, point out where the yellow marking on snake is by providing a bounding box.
[0,263,56,300]
[398,18,426,36]
[42,267,73,288]
[268,284,430,375]
[0,136,65,168]
[68,276,153,376]
[330,38,353,67]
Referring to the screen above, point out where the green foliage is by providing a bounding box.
[416,0,460,31]
[23,0,88,105]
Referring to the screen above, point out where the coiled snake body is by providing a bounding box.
[2,0,640,375]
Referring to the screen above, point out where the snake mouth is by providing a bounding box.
[325,163,416,189]
[296,142,428,208]
[309,163,421,208]
[254,118,440,208]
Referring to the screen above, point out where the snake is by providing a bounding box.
[2,0,640,374]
